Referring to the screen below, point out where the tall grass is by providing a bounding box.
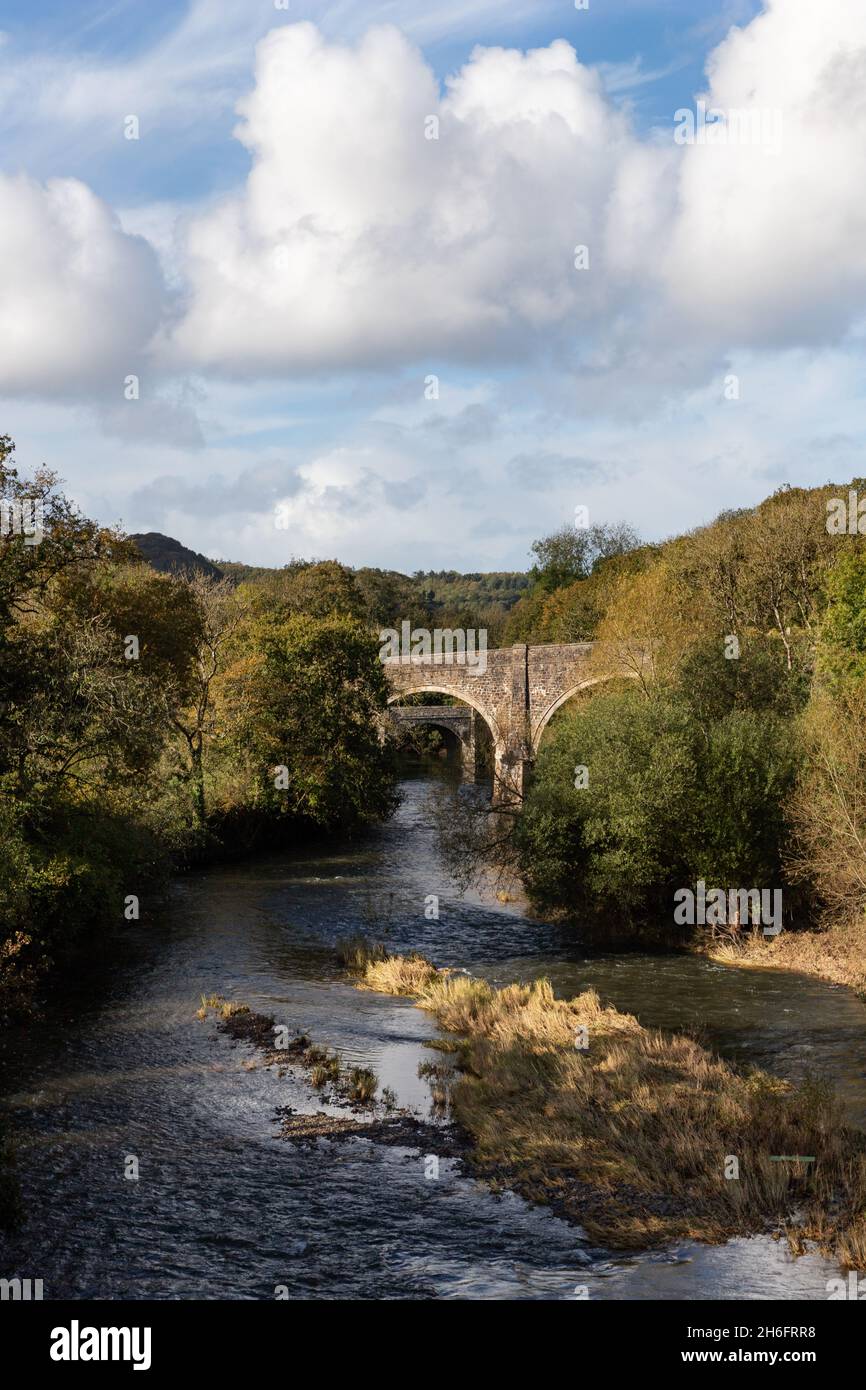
[704,922,866,997]
[359,954,441,997]
[358,954,866,1264]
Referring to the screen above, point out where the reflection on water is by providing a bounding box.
[0,767,861,1299]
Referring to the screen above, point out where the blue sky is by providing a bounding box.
[1,0,863,572]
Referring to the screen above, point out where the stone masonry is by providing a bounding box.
[384,642,641,801]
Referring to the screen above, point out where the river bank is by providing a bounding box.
[699,920,866,999]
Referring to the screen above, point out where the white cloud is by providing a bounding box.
[6,3,866,572]
[655,0,866,344]
[8,8,866,393]
[0,173,164,394]
[162,6,866,378]
[164,24,635,375]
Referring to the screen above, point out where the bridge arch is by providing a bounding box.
[386,688,501,747]
[531,672,641,753]
[386,688,496,782]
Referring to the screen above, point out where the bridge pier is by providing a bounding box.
[491,643,532,805]
[461,708,481,782]
[492,746,532,805]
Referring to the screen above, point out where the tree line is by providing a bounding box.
[511,482,866,942]
[0,438,397,1017]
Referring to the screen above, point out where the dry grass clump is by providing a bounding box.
[196,993,250,1022]
[336,936,389,972]
[705,919,866,997]
[359,954,866,1264]
[359,953,441,997]
[345,1067,378,1105]
[196,993,380,1104]
[305,1045,340,1088]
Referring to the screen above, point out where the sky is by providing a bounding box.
[2,0,865,573]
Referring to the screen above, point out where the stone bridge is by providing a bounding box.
[384,641,642,801]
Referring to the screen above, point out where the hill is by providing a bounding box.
[130,533,223,581]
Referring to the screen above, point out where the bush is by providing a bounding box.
[517,690,800,936]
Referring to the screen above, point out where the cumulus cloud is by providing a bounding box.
[8,7,866,398]
[655,0,866,344]
[161,6,866,378]
[0,173,165,394]
[164,23,636,375]
[7,0,866,587]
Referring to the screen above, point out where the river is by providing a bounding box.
[1,767,863,1300]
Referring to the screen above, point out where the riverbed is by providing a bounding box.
[0,767,862,1299]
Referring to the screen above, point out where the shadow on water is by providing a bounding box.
[0,768,861,1299]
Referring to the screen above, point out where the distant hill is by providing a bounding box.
[130,533,223,581]
[132,535,530,633]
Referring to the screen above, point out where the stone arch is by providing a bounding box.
[531,672,640,754]
[386,687,501,748]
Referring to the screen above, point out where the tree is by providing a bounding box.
[516,691,697,924]
[815,544,866,690]
[283,560,366,620]
[223,613,397,831]
[688,709,799,908]
[739,488,836,671]
[590,558,699,694]
[788,683,866,924]
[517,689,799,936]
[529,521,640,593]
[677,634,809,727]
[354,567,425,627]
[672,486,838,675]
[166,575,248,835]
[0,437,133,627]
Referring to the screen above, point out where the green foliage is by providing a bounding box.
[689,710,799,891]
[227,612,397,832]
[517,690,800,935]
[0,795,167,1015]
[816,544,866,690]
[180,545,529,637]
[678,635,810,726]
[517,692,696,922]
[0,439,402,1014]
[280,560,367,620]
[506,550,655,644]
[529,522,641,594]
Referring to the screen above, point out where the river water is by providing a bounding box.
[1,768,864,1300]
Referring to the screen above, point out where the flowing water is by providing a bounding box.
[1,767,864,1300]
